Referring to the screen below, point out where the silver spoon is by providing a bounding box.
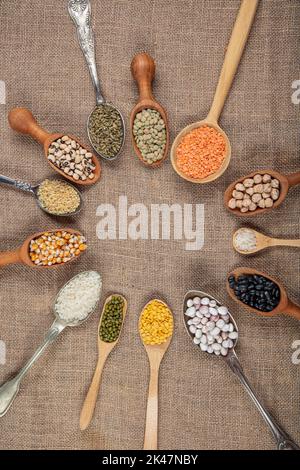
[68,0,125,161]
[0,175,82,216]
[183,290,300,450]
[0,271,102,417]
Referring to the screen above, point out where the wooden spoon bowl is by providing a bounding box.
[0,228,85,268]
[225,169,300,217]
[226,267,300,320]
[130,53,169,168]
[79,294,127,431]
[8,108,101,186]
[233,228,300,254]
[139,299,173,450]
[170,120,231,183]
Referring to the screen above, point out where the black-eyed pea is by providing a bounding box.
[265,197,273,208]
[252,193,262,203]
[271,178,280,188]
[235,182,245,191]
[253,184,263,193]
[262,174,271,183]
[258,198,266,209]
[253,174,262,184]
[228,198,237,209]
[263,183,272,193]
[243,178,254,188]
[246,187,254,196]
[271,188,280,200]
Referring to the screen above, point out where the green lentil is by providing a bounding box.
[99,295,124,342]
[133,109,167,164]
[88,104,123,159]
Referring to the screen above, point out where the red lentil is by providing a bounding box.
[176,125,227,179]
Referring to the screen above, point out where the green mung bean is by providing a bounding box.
[99,295,124,342]
[88,104,123,159]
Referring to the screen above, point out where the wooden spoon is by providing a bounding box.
[170,0,258,183]
[227,267,300,320]
[130,53,169,167]
[225,169,300,216]
[233,228,300,254]
[139,299,173,450]
[79,294,127,431]
[0,228,85,268]
[8,108,101,186]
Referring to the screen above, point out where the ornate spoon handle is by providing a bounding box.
[68,0,104,105]
[0,174,34,193]
[226,350,300,450]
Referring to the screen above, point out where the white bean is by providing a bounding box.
[196,311,203,318]
[228,323,234,332]
[209,300,217,307]
[200,335,207,345]
[193,337,201,345]
[212,343,221,351]
[227,339,234,349]
[201,297,210,305]
[209,307,218,315]
[206,321,215,331]
[192,317,201,325]
[186,306,196,317]
[193,297,201,305]
[187,299,194,308]
[195,329,202,339]
[199,305,209,315]
[222,340,229,348]
[200,343,208,352]
[207,346,213,354]
[216,319,225,329]
[222,324,230,332]
[189,325,197,334]
[229,332,238,340]
[211,327,221,337]
[218,306,228,316]
[221,347,228,356]
[187,319,193,325]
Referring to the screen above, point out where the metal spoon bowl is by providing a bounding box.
[68,0,125,161]
[0,271,102,417]
[183,289,299,450]
[0,174,82,217]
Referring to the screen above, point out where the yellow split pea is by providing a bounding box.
[139,300,173,345]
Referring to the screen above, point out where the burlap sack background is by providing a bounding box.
[0,0,299,450]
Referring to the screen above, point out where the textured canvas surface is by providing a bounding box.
[0,0,299,450]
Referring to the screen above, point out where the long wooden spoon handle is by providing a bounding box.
[143,367,159,450]
[79,355,106,431]
[131,53,155,102]
[0,250,21,267]
[8,108,50,145]
[207,0,259,123]
[271,238,300,248]
[285,301,300,321]
[286,172,300,187]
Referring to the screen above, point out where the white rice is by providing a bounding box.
[55,271,102,323]
[234,228,257,252]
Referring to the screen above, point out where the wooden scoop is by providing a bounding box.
[130,53,169,167]
[8,108,101,186]
[225,169,300,216]
[170,0,258,183]
[233,228,300,254]
[0,228,84,268]
[139,299,173,450]
[227,267,300,320]
[79,294,127,431]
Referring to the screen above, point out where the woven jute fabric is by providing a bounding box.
[0,0,299,450]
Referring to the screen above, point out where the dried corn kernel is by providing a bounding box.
[29,230,87,266]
